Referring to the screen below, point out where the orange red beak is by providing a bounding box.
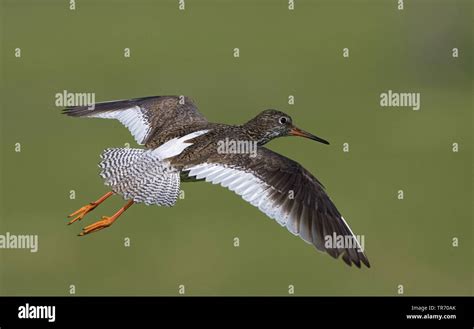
[289,127,330,145]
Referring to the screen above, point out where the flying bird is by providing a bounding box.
[63,96,370,268]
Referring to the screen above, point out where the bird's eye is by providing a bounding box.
[279,117,288,124]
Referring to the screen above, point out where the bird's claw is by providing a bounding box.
[67,203,97,225]
[78,216,113,236]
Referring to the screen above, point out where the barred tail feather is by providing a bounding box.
[99,148,180,206]
[100,148,145,186]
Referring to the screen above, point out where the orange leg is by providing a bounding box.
[79,200,134,236]
[67,191,114,225]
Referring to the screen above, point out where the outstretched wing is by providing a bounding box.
[62,96,208,145]
[184,148,370,268]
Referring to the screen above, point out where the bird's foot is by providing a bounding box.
[78,216,115,236]
[76,200,133,236]
[67,203,97,225]
[67,192,114,225]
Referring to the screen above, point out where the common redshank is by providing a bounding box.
[63,95,370,268]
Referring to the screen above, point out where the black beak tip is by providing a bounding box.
[312,136,330,145]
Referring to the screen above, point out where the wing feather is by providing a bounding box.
[185,148,370,268]
[63,96,208,145]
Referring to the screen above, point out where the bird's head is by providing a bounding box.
[243,109,330,146]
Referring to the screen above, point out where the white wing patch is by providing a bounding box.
[87,106,151,145]
[153,130,210,160]
[187,163,302,236]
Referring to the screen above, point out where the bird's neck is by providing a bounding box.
[240,122,276,146]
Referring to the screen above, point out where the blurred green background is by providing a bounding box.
[0,0,472,296]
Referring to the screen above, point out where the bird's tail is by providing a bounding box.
[99,148,180,206]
